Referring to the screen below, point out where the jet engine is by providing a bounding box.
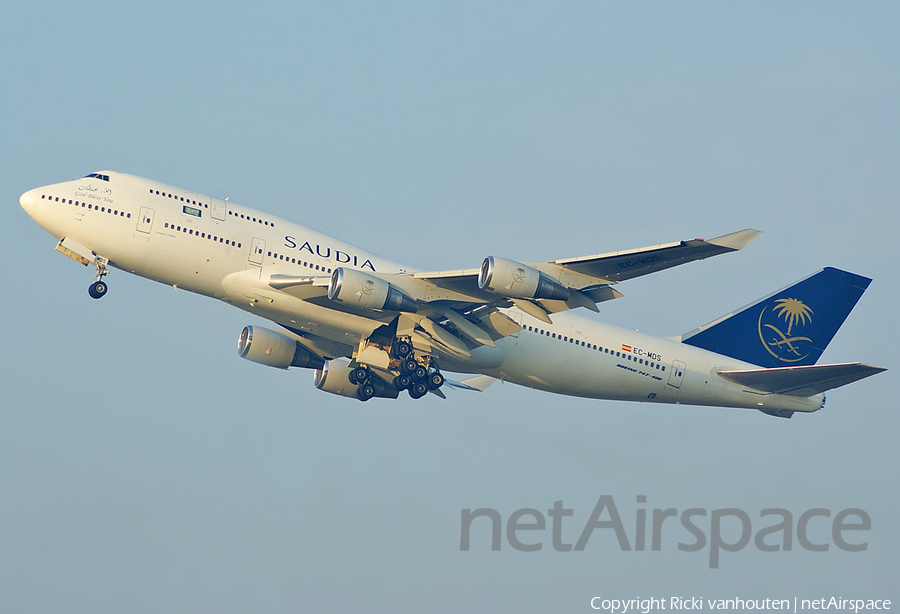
[477,256,570,301]
[314,358,399,400]
[327,267,417,312]
[237,326,324,370]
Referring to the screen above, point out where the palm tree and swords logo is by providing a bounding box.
[757,297,815,363]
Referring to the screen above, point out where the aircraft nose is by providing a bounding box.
[20,188,38,218]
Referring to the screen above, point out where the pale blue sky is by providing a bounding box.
[2,2,898,612]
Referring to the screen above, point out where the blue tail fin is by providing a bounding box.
[681,267,871,367]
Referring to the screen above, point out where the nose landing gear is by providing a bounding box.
[88,280,108,299]
[88,258,110,299]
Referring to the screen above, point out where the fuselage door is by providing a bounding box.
[667,359,686,389]
[249,237,266,265]
[137,207,154,234]
[211,197,227,221]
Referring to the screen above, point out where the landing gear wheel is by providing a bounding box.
[356,383,376,401]
[351,366,370,385]
[393,374,412,390]
[88,280,108,299]
[393,340,412,359]
[348,369,359,385]
[409,382,428,399]
[413,365,428,381]
[426,371,445,390]
[400,358,418,375]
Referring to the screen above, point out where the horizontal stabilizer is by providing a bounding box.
[718,362,886,397]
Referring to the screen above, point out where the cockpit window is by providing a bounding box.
[82,173,110,181]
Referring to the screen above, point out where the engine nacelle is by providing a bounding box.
[314,358,399,399]
[237,326,324,370]
[477,256,570,301]
[328,267,417,312]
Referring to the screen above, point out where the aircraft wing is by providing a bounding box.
[261,228,760,358]
[410,229,760,317]
[540,228,761,283]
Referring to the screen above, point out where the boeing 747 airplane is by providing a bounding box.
[20,171,884,417]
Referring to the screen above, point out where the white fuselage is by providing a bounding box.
[20,171,823,413]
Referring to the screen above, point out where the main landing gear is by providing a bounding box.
[391,338,444,400]
[347,338,445,402]
[88,258,110,299]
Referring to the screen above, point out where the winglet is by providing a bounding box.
[706,228,762,251]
